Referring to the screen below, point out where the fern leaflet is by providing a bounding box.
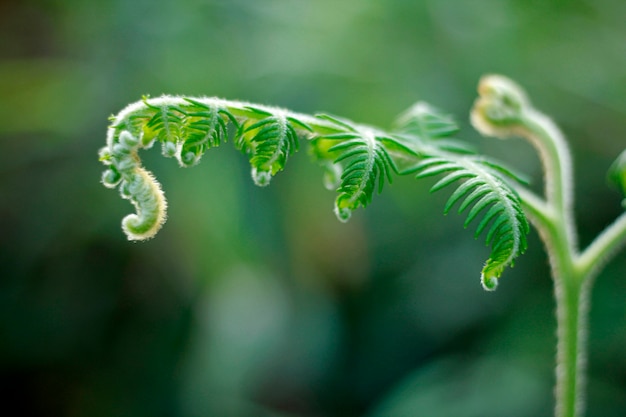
[391,101,529,288]
[316,114,397,221]
[236,106,311,186]
[410,156,529,290]
[142,98,186,150]
[176,99,238,166]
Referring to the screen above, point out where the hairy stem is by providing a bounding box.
[548,227,586,417]
[470,74,626,417]
[577,211,626,279]
[515,113,584,417]
[516,186,585,417]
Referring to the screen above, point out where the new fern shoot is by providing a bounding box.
[99,88,529,290]
[99,75,626,417]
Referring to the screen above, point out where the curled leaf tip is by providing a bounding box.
[161,141,177,158]
[120,168,167,241]
[471,74,529,139]
[480,269,500,291]
[334,196,353,223]
[481,274,499,291]
[334,207,352,223]
[480,247,510,291]
[179,150,201,167]
[119,130,140,148]
[251,168,272,187]
[101,168,122,188]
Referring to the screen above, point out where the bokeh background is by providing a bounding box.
[1,0,626,416]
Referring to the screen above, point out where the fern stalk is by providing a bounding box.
[472,75,626,417]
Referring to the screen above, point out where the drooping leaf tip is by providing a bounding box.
[481,258,508,291]
[251,167,272,187]
[334,198,352,223]
[481,273,499,291]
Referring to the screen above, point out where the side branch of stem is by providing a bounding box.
[576,211,626,279]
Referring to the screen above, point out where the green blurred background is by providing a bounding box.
[1,0,625,416]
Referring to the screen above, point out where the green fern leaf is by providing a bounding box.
[413,156,529,290]
[142,98,186,151]
[236,107,309,186]
[318,115,396,221]
[176,99,238,166]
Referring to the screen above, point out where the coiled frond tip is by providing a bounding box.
[119,168,167,241]
[481,272,499,291]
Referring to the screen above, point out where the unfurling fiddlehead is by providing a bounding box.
[100,92,530,289]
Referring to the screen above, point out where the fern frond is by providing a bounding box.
[318,115,396,221]
[236,107,310,186]
[413,156,529,290]
[176,99,238,166]
[390,101,530,288]
[101,94,529,260]
[142,98,186,149]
